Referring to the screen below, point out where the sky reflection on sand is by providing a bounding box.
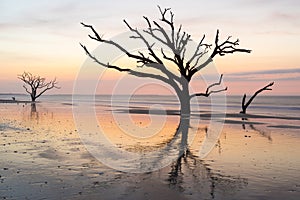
[0,102,299,199]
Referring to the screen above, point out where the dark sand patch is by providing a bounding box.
[113,107,180,116]
[0,99,33,104]
[62,102,77,106]
[221,119,265,125]
[0,123,28,132]
[199,113,300,121]
[268,125,300,129]
[38,148,64,160]
[112,107,300,122]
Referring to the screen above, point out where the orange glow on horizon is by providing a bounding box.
[0,2,299,95]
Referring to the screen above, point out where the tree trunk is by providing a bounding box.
[31,95,36,102]
[240,94,247,114]
[179,95,191,116]
[178,80,191,116]
[31,90,36,102]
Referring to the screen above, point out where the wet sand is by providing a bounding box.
[0,99,33,104]
[0,102,299,199]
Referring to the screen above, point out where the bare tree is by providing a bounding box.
[240,82,274,114]
[81,6,250,116]
[18,72,60,102]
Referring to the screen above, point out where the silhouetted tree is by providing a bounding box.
[81,6,250,115]
[240,82,274,114]
[18,72,60,102]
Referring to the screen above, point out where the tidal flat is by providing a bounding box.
[0,95,299,200]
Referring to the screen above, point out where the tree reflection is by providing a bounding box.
[167,147,248,199]
[113,106,248,198]
[30,103,39,121]
[165,117,247,199]
[242,117,272,141]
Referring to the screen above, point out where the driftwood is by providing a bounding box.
[240,82,274,114]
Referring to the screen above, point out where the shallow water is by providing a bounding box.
[0,95,299,199]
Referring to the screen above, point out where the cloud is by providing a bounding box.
[269,11,300,27]
[230,68,300,76]
[254,30,300,36]
[271,12,295,20]
[225,68,300,82]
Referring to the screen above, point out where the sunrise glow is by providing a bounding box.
[0,0,299,95]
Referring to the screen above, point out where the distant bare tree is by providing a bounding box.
[18,72,60,102]
[240,82,274,114]
[80,6,250,116]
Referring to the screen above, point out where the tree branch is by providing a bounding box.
[157,5,175,45]
[80,43,181,92]
[80,43,131,72]
[190,74,227,98]
[161,48,178,64]
[124,19,163,65]
[143,7,186,54]
[35,78,60,99]
[211,29,251,58]
[187,35,211,70]
[82,21,183,84]
[241,82,274,114]
[190,30,251,78]
[22,85,31,94]
[81,22,156,65]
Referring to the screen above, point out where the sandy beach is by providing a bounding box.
[0,96,299,200]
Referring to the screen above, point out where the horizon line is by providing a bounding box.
[0,93,299,97]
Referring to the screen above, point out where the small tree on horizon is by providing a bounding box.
[81,6,251,116]
[18,72,60,102]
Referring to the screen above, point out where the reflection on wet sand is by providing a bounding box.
[93,107,248,198]
[168,148,247,199]
[242,118,272,142]
[30,103,38,120]
[0,102,300,199]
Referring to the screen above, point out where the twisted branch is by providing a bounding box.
[241,82,274,114]
[80,43,181,92]
[211,29,251,58]
[190,74,227,98]
[190,30,251,77]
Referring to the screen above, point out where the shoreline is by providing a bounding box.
[0,101,299,199]
[0,99,34,104]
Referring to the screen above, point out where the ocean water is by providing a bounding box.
[1,94,299,117]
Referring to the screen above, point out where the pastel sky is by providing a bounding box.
[0,0,299,95]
